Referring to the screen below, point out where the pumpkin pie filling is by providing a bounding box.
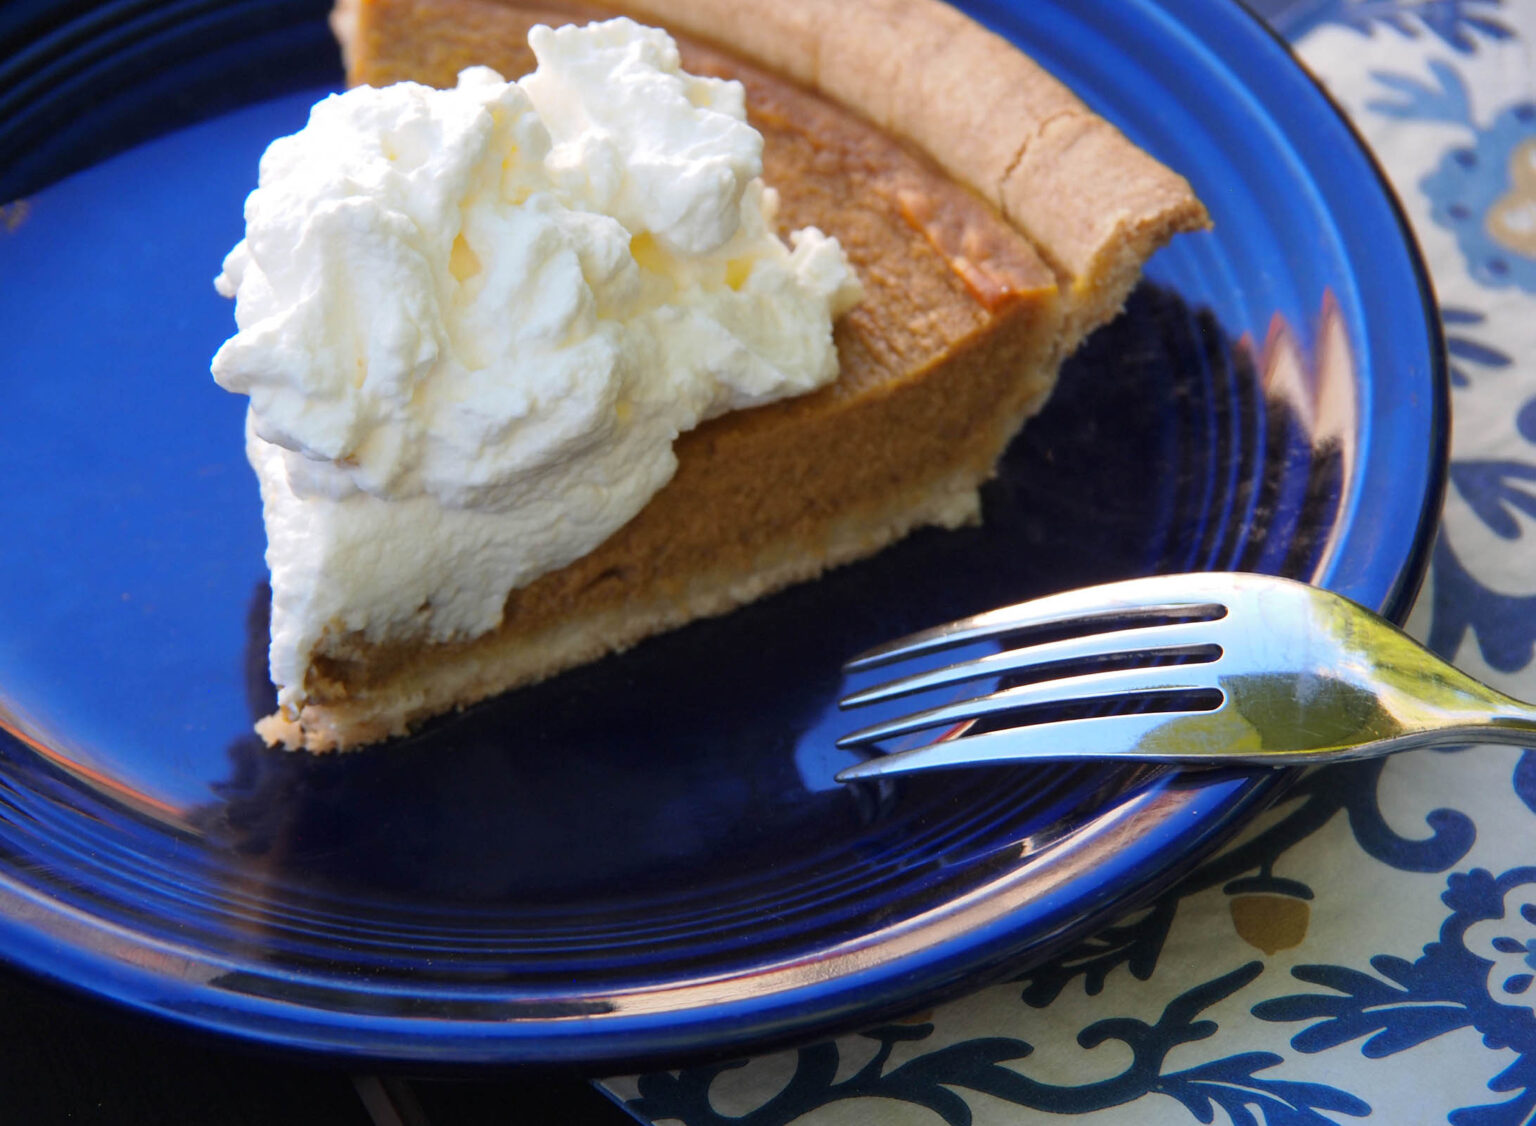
[256,0,1207,749]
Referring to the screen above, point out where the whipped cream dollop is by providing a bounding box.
[212,18,860,713]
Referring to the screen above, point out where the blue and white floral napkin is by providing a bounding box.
[603,3,1536,1121]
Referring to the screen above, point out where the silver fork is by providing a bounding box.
[834,571,1536,782]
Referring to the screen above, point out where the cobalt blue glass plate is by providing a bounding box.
[0,0,1445,1070]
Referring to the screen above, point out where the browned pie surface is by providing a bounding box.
[264,0,1205,749]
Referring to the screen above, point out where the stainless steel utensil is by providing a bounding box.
[835,572,1536,782]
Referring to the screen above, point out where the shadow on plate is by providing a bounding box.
[186,282,1351,929]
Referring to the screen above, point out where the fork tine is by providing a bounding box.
[835,708,1220,781]
[840,619,1224,708]
[844,580,1227,672]
[835,665,1219,748]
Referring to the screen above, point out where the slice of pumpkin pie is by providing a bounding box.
[213,0,1208,751]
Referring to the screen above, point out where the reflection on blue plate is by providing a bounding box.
[0,0,1444,1069]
